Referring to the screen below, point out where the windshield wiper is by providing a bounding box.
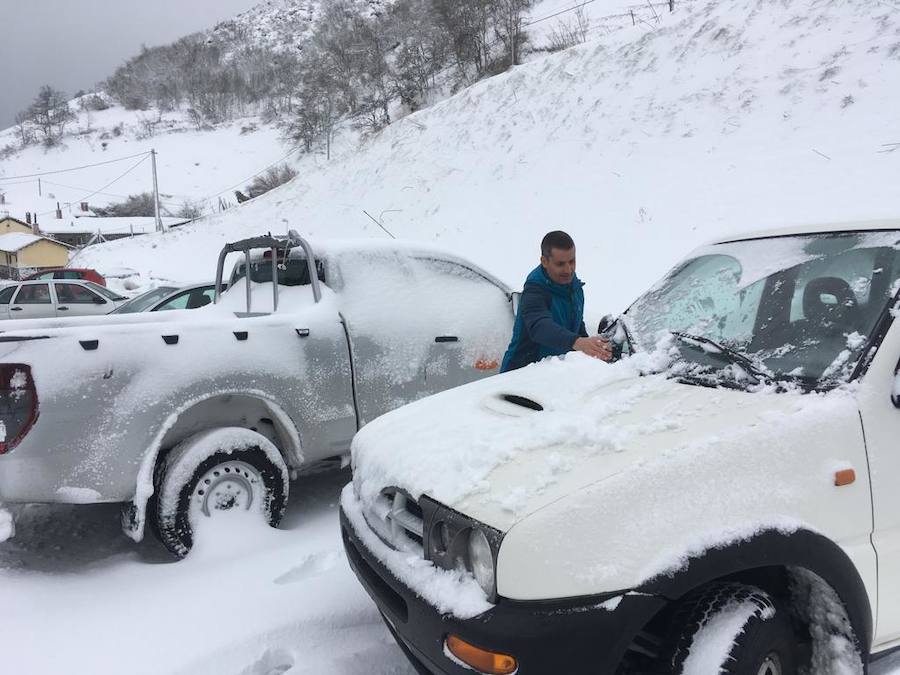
[671,332,772,385]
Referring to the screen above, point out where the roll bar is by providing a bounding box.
[213,230,322,313]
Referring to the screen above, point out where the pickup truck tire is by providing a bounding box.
[668,583,797,675]
[151,428,289,558]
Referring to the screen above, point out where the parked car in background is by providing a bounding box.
[0,280,127,320]
[343,221,900,675]
[22,267,107,286]
[111,283,222,314]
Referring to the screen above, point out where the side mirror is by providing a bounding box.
[510,291,521,317]
[893,359,900,408]
[597,314,615,335]
[93,296,106,304]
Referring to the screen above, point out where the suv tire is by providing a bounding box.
[669,583,797,675]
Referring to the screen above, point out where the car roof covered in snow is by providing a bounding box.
[245,237,511,291]
[713,219,900,244]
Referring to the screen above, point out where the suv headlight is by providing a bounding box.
[420,496,503,601]
[467,528,496,596]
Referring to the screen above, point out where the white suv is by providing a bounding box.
[341,221,900,675]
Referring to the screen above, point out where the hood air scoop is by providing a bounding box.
[480,392,546,417]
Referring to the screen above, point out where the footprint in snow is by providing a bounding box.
[273,550,342,585]
[241,647,295,675]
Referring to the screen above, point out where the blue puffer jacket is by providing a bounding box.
[500,265,587,373]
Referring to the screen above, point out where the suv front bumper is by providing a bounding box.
[340,504,667,675]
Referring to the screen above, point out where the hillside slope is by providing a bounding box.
[77,0,900,317]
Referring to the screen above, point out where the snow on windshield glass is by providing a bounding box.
[627,231,900,385]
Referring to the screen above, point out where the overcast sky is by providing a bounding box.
[0,0,260,129]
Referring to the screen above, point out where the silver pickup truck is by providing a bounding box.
[0,232,514,556]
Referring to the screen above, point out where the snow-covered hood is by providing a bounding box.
[351,350,853,532]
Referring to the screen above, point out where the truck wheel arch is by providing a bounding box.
[635,529,873,657]
[123,390,303,542]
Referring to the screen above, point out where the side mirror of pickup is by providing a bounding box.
[510,291,521,317]
[893,359,900,408]
[93,296,106,305]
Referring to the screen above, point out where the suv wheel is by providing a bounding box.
[668,583,797,675]
[150,427,289,558]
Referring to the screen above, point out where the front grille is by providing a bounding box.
[363,488,425,555]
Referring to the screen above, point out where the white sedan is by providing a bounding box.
[0,279,128,319]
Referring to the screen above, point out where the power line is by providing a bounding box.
[36,154,150,217]
[525,0,600,27]
[41,179,183,208]
[0,151,151,182]
[193,145,303,206]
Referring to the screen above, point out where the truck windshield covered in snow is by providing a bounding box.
[626,230,900,386]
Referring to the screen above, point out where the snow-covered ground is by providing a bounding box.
[1,468,900,674]
[0,469,416,675]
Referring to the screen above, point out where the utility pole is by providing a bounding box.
[151,149,164,233]
[38,178,42,197]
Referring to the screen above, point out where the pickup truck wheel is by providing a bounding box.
[151,427,289,558]
[668,583,797,675]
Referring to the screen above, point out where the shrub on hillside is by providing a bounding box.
[79,94,111,112]
[93,192,157,217]
[245,164,297,199]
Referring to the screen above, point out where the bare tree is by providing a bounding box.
[492,0,534,67]
[545,5,591,52]
[13,112,35,147]
[25,85,75,146]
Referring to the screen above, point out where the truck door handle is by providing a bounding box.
[10,307,22,311]
[58,306,69,311]
[435,336,459,343]
[295,328,310,337]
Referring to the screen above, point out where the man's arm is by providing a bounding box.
[520,286,579,352]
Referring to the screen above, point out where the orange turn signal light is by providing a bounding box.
[834,468,856,487]
[475,359,499,371]
[446,635,518,674]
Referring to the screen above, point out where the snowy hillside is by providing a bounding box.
[76,0,900,323]
[0,0,640,240]
[0,105,287,225]
[206,0,390,55]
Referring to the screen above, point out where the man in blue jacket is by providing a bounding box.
[501,231,612,373]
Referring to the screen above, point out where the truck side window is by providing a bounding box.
[0,286,16,304]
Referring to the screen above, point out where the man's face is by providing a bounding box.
[541,246,576,285]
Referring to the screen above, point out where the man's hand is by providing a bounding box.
[573,336,614,362]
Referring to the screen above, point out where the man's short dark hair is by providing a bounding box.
[541,231,575,258]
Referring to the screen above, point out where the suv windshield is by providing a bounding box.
[626,231,900,386]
